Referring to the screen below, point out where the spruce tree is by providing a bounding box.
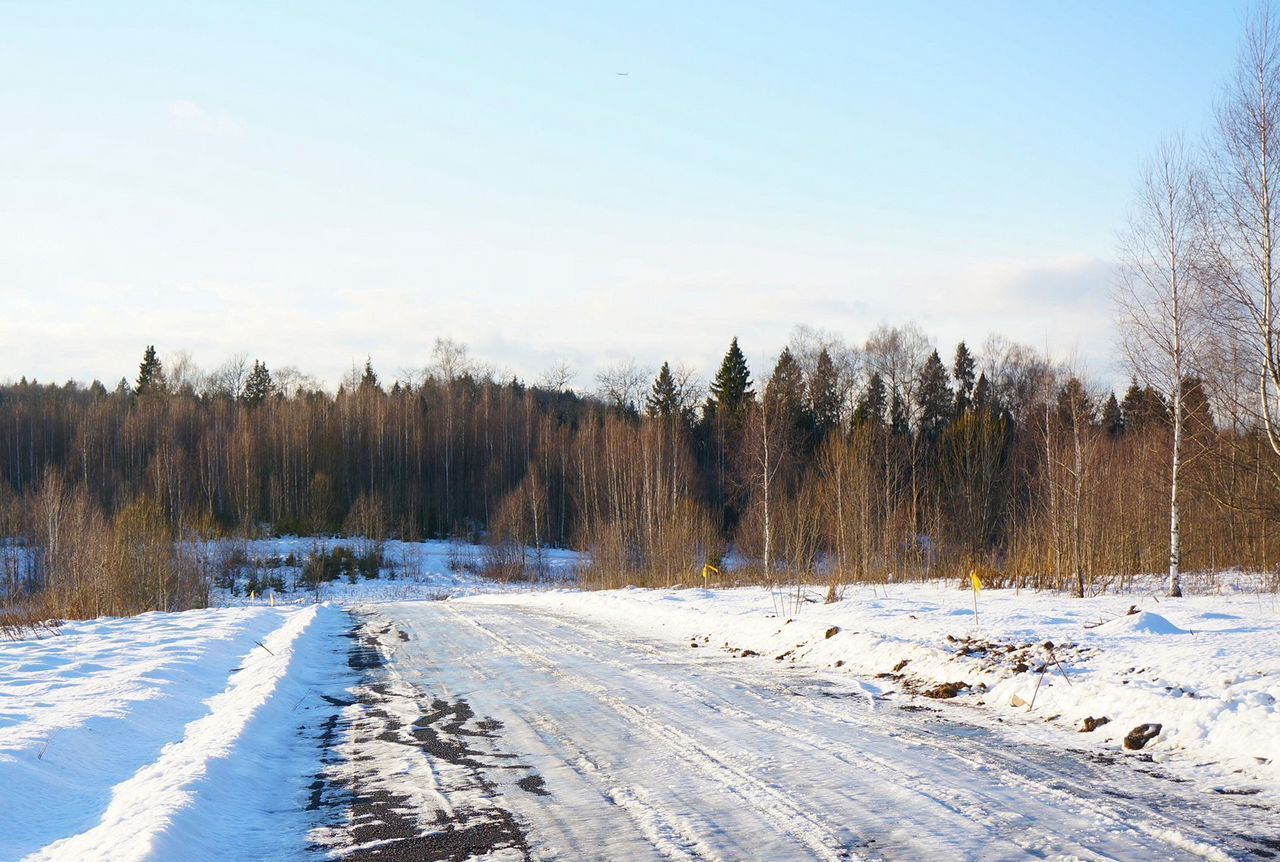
[889,390,911,437]
[953,341,976,414]
[1121,378,1167,431]
[243,360,273,407]
[1182,376,1215,437]
[135,345,165,396]
[972,372,992,415]
[766,348,805,413]
[360,357,380,392]
[646,362,680,418]
[707,337,754,423]
[852,372,888,427]
[1101,392,1124,437]
[808,348,841,437]
[1056,378,1095,426]
[915,350,954,440]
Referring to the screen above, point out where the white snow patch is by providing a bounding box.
[1093,610,1188,636]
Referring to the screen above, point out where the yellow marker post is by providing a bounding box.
[701,563,720,595]
[969,570,983,628]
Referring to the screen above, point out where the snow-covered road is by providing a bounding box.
[341,600,1280,861]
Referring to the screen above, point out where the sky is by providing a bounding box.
[0,1,1252,391]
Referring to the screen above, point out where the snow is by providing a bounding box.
[205,537,581,605]
[2,544,1279,859]
[0,603,351,861]
[465,581,1280,794]
[1093,609,1188,635]
[361,598,1279,860]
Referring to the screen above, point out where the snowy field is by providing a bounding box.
[203,536,581,605]
[2,544,1279,860]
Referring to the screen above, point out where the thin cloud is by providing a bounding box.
[169,100,245,137]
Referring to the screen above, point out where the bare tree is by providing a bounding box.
[166,350,204,395]
[1117,137,1211,597]
[430,337,472,382]
[204,353,250,399]
[864,323,931,415]
[1208,5,1280,462]
[538,360,577,393]
[595,360,649,414]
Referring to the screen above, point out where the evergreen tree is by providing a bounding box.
[1182,376,1216,438]
[243,360,274,407]
[1120,378,1167,431]
[766,348,805,413]
[707,337,754,423]
[1056,378,1095,426]
[953,341,976,414]
[647,362,681,418]
[915,350,954,440]
[757,348,808,443]
[852,372,888,428]
[135,345,165,396]
[359,357,380,392]
[1101,392,1124,437]
[972,372,992,415]
[889,390,911,437]
[808,348,841,437]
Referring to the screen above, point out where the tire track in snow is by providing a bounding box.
[484,613,1016,836]
[519,711,726,862]
[447,605,860,862]
[473,607,1083,860]
[435,632,724,862]
[529,605,1253,862]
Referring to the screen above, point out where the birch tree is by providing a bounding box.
[1116,137,1210,598]
[1208,6,1280,463]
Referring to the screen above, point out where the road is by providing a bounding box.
[317,600,1280,862]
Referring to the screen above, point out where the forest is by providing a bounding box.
[8,11,1280,621]
[2,319,1277,620]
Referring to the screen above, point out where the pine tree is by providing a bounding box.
[852,372,888,428]
[953,341,976,414]
[243,360,274,407]
[808,348,841,437]
[647,362,681,418]
[135,345,165,396]
[915,350,954,440]
[707,337,754,423]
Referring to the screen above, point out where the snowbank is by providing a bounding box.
[0,603,341,861]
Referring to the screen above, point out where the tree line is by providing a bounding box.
[8,9,1280,618]
[3,316,1278,617]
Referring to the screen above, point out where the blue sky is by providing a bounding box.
[0,2,1249,389]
